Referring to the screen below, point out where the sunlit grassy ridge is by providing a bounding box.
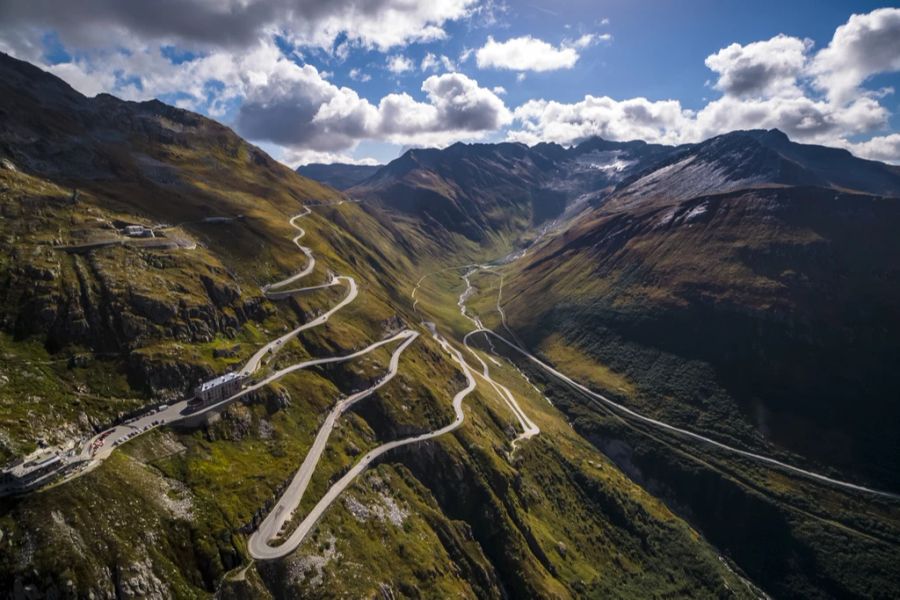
[0,54,762,598]
[0,154,752,597]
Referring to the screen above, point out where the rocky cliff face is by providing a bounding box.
[5,245,259,353]
[0,187,274,406]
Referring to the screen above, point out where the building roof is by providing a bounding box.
[6,452,61,478]
[198,371,242,393]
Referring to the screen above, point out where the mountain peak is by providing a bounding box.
[608,126,900,211]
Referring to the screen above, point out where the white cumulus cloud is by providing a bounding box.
[476,35,580,72]
[509,96,692,146]
[809,7,900,104]
[705,34,812,98]
[839,133,900,163]
[421,52,456,72]
[348,68,371,82]
[233,56,510,153]
[386,54,414,74]
[506,9,900,163]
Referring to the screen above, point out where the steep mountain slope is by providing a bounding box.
[505,131,900,485]
[508,184,900,485]
[0,53,751,599]
[494,130,900,597]
[0,52,342,453]
[296,162,381,191]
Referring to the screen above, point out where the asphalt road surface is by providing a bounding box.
[248,326,478,560]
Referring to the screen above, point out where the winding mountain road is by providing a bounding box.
[189,205,491,560]
[56,205,363,482]
[457,267,539,450]
[241,275,356,376]
[57,202,507,560]
[243,205,489,559]
[246,212,546,558]
[247,325,479,559]
[244,214,549,558]
[248,330,420,559]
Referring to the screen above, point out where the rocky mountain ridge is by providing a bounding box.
[300,128,900,260]
[344,137,679,249]
[606,128,900,212]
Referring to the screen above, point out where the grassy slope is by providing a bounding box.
[498,187,900,596]
[0,166,752,598]
[399,262,753,598]
[0,56,757,598]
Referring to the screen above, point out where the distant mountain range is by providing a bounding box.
[302,130,900,244]
[341,138,678,249]
[296,162,381,190]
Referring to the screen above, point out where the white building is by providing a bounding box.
[1,452,64,494]
[123,225,154,238]
[193,372,244,406]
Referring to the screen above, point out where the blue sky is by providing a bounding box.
[1,1,898,165]
[315,0,897,110]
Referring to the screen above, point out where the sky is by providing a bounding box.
[1,1,899,166]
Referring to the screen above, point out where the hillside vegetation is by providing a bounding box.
[495,132,900,597]
[0,53,751,599]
